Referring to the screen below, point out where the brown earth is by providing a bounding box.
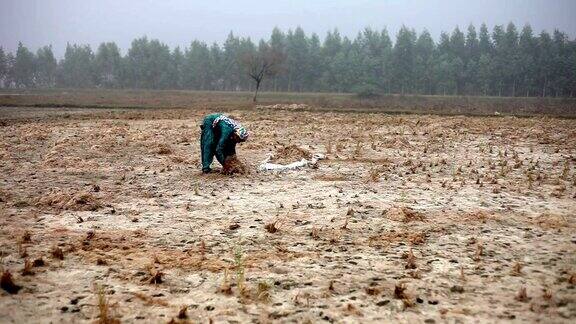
[0,105,575,323]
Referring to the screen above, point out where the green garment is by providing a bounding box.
[200,113,237,172]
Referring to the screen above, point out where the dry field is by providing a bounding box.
[0,103,575,323]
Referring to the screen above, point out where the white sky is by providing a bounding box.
[1,0,575,57]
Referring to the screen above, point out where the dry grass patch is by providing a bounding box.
[534,213,569,229]
[269,145,312,164]
[36,189,102,212]
[383,206,426,222]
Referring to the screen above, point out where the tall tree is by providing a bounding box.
[415,30,435,94]
[208,43,224,90]
[536,31,553,96]
[170,46,186,89]
[391,26,417,94]
[14,42,36,87]
[306,33,323,92]
[94,42,122,88]
[268,27,287,91]
[504,22,520,96]
[125,37,172,89]
[479,23,493,55]
[59,43,95,88]
[0,47,7,88]
[285,27,309,91]
[518,25,537,96]
[222,32,241,91]
[4,52,16,88]
[450,27,467,94]
[465,24,480,94]
[185,40,211,90]
[35,45,57,87]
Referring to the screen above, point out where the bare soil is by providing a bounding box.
[0,105,575,323]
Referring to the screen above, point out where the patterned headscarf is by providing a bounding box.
[235,126,249,141]
[212,115,249,141]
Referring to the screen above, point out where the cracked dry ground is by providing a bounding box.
[0,106,575,323]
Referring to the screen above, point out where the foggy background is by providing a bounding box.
[1,0,576,57]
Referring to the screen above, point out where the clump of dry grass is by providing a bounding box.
[353,141,363,158]
[32,257,45,267]
[17,242,28,258]
[515,286,529,302]
[37,189,102,212]
[383,206,425,223]
[199,240,207,261]
[394,282,414,308]
[264,218,283,233]
[257,281,272,303]
[510,261,523,276]
[569,273,576,285]
[409,270,422,279]
[51,246,64,260]
[20,231,32,243]
[460,266,466,281]
[154,144,173,155]
[97,286,120,324]
[404,249,417,269]
[534,213,569,229]
[473,243,484,262]
[329,230,341,244]
[464,210,492,223]
[542,289,553,301]
[233,246,247,299]
[1,270,22,294]
[367,167,383,182]
[345,303,363,316]
[408,232,426,245]
[394,283,408,299]
[218,270,233,295]
[310,226,321,240]
[149,268,163,284]
[327,280,336,294]
[177,305,188,319]
[365,286,382,296]
[21,259,34,276]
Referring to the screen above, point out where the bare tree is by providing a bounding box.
[241,41,285,102]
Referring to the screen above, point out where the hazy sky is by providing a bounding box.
[1,0,575,57]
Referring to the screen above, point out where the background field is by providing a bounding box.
[0,91,575,323]
[1,89,576,117]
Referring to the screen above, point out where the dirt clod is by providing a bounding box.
[1,271,22,294]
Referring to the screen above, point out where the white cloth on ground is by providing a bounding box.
[259,153,325,171]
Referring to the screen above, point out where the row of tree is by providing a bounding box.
[1,22,575,97]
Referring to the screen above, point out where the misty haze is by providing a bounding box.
[0,1,575,323]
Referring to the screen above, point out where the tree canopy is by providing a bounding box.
[1,23,575,97]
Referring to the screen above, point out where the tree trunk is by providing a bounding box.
[253,79,261,102]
